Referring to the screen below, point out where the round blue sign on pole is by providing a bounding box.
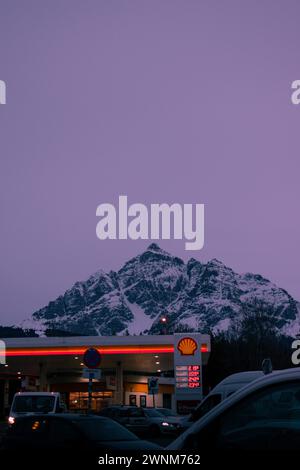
[83,347,101,368]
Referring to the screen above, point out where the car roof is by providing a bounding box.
[168,367,300,449]
[211,371,264,392]
[105,405,137,409]
[14,392,60,396]
[13,413,109,421]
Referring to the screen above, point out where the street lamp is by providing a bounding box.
[160,315,168,334]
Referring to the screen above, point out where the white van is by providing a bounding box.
[182,371,264,429]
[8,392,64,424]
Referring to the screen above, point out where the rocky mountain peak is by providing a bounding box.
[21,245,300,338]
[147,243,163,252]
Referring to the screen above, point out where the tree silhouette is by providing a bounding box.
[204,300,293,393]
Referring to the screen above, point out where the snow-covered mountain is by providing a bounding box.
[21,244,300,338]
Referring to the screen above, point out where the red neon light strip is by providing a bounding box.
[6,346,174,357]
[5,345,208,357]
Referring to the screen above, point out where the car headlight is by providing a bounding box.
[8,416,15,425]
[162,421,175,427]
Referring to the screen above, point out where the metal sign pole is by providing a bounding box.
[88,372,93,413]
[83,347,102,414]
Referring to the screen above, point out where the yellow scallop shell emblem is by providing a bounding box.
[177,337,198,356]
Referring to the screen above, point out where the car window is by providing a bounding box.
[191,394,222,421]
[12,396,56,413]
[216,381,300,450]
[144,409,162,418]
[129,408,144,417]
[118,409,130,417]
[158,409,177,417]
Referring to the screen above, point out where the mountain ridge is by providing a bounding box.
[20,244,300,338]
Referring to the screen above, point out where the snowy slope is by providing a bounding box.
[20,244,300,338]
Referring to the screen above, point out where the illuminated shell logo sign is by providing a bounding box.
[177,337,198,356]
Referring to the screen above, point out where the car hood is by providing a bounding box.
[162,416,185,424]
[101,440,162,450]
[147,416,183,425]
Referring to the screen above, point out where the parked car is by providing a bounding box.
[8,392,65,425]
[181,370,264,430]
[155,408,186,427]
[156,408,179,418]
[1,414,161,451]
[168,368,300,451]
[98,406,183,436]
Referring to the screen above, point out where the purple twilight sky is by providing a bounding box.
[0,0,300,324]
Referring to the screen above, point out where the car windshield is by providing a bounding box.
[76,418,139,442]
[144,409,163,417]
[158,409,177,417]
[12,396,56,413]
